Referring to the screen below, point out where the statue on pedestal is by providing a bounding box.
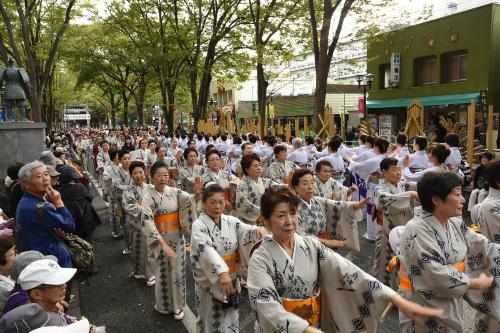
[0,58,31,120]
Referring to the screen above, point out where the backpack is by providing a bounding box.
[36,202,95,271]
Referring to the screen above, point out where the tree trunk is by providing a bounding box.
[314,64,328,133]
[167,85,176,135]
[197,70,212,124]
[256,61,268,136]
[122,89,129,127]
[190,68,199,131]
[47,72,55,131]
[110,101,117,128]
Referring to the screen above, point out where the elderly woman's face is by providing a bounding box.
[294,174,315,202]
[1,245,16,273]
[246,159,262,179]
[265,202,298,240]
[203,192,225,220]
[433,186,465,218]
[26,166,51,194]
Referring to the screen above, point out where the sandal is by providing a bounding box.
[173,308,184,320]
[146,276,156,287]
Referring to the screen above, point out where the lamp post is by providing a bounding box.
[356,73,374,118]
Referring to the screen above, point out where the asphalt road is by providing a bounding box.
[79,184,478,333]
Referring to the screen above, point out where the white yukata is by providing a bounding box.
[166,147,181,159]
[352,149,376,162]
[318,152,345,184]
[400,209,500,332]
[178,164,204,194]
[400,150,428,172]
[445,146,462,169]
[372,179,416,289]
[390,146,410,160]
[235,176,278,224]
[247,234,397,333]
[131,148,149,164]
[314,176,349,201]
[96,151,111,186]
[297,196,363,251]
[402,164,446,182]
[265,160,296,184]
[103,163,121,235]
[473,187,500,332]
[122,183,154,278]
[115,166,132,249]
[201,168,240,213]
[469,189,489,226]
[348,154,387,240]
[190,213,260,333]
[142,185,197,314]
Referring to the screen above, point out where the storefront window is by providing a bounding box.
[379,63,390,89]
[442,50,468,83]
[414,56,436,85]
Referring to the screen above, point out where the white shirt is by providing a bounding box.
[400,150,428,170]
[318,152,344,172]
[445,147,462,168]
[288,147,308,165]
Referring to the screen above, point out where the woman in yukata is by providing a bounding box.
[201,149,240,214]
[247,186,443,333]
[292,168,368,251]
[399,171,500,332]
[191,184,266,333]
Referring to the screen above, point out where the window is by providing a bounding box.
[414,56,436,86]
[442,50,468,82]
[379,63,391,89]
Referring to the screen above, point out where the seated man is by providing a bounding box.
[16,161,75,267]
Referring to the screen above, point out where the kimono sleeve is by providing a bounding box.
[317,241,397,332]
[479,199,500,241]
[234,218,260,277]
[122,187,142,220]
[247,249,310,333]
[330,181,349,201]
[399,220,470,299]
[461,223,500,321]
[323,197,362,252]
[191,220,229,285]
[402,167,427,182]
[374,186,412,213]
[177,189,197,238]
[235,184,261,222]
[141,192,161,247]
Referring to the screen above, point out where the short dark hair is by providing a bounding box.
[100,140,109,147]
[485,160,500,190]
[328,137,341,152]
[233,136,242,145]
[148,139,157,146]
[445,133,460,147]
[267,136,277,146]
[206,149,221,162]
[260,186,299,219]
[380,157,399,172]
[241,142,252,152]
[480,151,494,161]
[205,144,215,153]
[241,153,261,175]
[273,145,287,156]
[290,168,314,189]
[359,135,367,144]
[431,144,451,164]
[305,136,315,145]
[396,134,407,146]
[129,161,145,175]
[315,160,332,172]
[187,139,196,147]
[202,183,225,202]
[183,147,198,159]
[7,162,24,181]
[374,138,389,154]
[118,150,130,160]
[414,136,428,151]
[417,172,463,212]
[366,136,375,147]
[0,237,15,266]
[150,161,167,178]
[155,145,165,153]
[109,150,120,161]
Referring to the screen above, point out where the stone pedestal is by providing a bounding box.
[0,122,46,178]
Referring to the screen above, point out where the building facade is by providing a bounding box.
[367,3,500,143]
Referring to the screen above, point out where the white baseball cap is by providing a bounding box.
[18,259,77,290]
[30,318,90,333]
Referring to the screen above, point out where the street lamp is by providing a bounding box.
[356,73,374,118]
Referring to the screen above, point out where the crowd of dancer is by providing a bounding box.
[2,125,500,333]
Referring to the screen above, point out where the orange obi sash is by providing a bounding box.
[397,259,465,291]
[283,178,289,185]
[470,224,481,233]
[224,189,231,202]
[256,215,264,223]
[223,252,239,276]
[282,293,320,326]
[154,212,180,234]
[317,232,327,240]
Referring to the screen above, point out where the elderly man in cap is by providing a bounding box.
[15,161,75,268]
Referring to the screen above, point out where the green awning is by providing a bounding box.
[367,92,480,109]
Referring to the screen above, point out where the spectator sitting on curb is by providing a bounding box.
[15,161,75,267]
[3,251,58,315]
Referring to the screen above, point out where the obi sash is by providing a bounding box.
[223,252,239,276]
[154,212,180,234]
[282,293,321,326]
[368,172,383,185]
[224,189,231,202]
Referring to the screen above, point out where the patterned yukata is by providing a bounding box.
[115,166,132,250]
[166,147,181,159]
[474,187,500,332]
[265,160,296,184]
[247,234,397,333]
[201,168,240,214]
[178,165,204,194]
[131,148,149,164]
[297,196,363,252]
[122,183,154,278]
[156,156,180,182]
[372,179,416,289]
[314,176,349,200]
[191,213,260,333]
[96,151,111,187]
[142,185,197,314]
[400,209,500,332]
[235,176,277,225]
[103,163,121,235]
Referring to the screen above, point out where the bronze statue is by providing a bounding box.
[0,58,30,120]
